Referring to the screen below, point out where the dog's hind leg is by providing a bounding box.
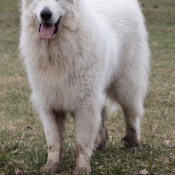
[117,83,144,148]
[121,101,143,149]
[95,106,108,151]
[108,77,146,149]
[40,110,65,174]
[73,104,102,175]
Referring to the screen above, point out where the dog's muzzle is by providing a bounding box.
[39,18,61,39]
[39,8,61,39]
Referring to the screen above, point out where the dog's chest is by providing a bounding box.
[34,67,94,112]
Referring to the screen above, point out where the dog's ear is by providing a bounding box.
[63,0,80,31]
[68,0,75,3]
[21,0,33,9]
[67,0,77,9]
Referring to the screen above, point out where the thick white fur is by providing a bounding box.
[20,0,150,174]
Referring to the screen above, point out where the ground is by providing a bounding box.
[0,0,175,174]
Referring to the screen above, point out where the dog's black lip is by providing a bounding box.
[53,17,61,35]
[39,17,61,35]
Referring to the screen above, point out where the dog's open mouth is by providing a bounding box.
[39,18,61,39]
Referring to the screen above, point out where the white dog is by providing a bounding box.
[20,0,150,174]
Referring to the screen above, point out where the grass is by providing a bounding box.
[0,0,175,174]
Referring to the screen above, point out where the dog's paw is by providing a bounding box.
[95,128,108,151]
[73,156,91,175]
[96,140,106,151]
[40,160,60,175]
[73,168,90,175]
[122,135,140,149]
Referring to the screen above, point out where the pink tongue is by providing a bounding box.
[40,24,55,39]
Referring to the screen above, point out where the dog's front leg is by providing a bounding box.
[73,105,101,175]
[40,110,65,175]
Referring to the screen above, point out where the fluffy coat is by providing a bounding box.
[20,0,150,174]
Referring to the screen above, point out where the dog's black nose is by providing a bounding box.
[40,8,52,21]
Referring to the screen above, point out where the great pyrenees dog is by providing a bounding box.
[20,0,150,174]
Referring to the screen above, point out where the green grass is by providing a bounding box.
[0,0,175,174]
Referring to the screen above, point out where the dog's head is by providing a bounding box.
[35,0,64,39]
[21,0,80,39]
